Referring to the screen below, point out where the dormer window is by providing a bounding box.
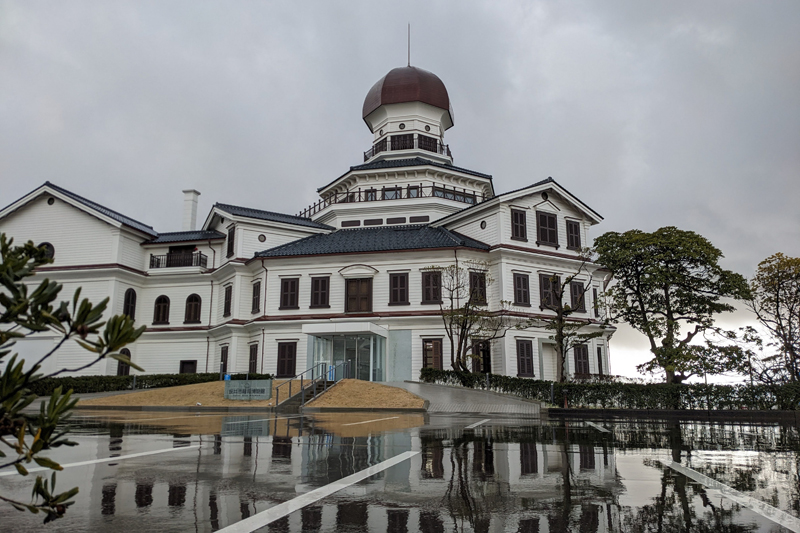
[566,220,581,250]
[226,226,235,257]
[536,212,558,247]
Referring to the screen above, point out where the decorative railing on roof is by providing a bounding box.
[297,184,490,219]
[363,134,452,162]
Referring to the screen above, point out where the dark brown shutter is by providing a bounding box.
[514,274,529,305]
[249,344,258,374]
[422,272,441,304]
[574,345,590,375]
[567,220,581,249]
[511,209,527,240]
[226,227,235,258]
[390,273,408,304]
[123,289,137,320]
[470,272,487,305]
[223,286,232,317]
[252,281,261,313]
[154,296,170,324]
[538,213,558,246]
[517,340,534,377]
[597,346,603,375]
[277,342,296,377]
[570,281,585,312]
[593,288,600,318]
[280,278,298,309]
[311,277,329,307]
[423,339,443,370]
[220,346,228,374]
[185,294,201,323]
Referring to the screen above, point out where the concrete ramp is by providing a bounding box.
[386,381,542,417]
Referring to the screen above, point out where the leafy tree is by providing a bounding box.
[435,260,516,372]
[0,234,144,522]
[594,227,750,384]
[520,251,609,382]
[746,253,800,383]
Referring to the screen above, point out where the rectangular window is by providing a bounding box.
[310,276,330,308]
[277,342,296,378]
[407,185,420,198]
[382,187,402,200]
[517,339,534,377]
[220,346,228,374]
[597,346,604,375]
[251,281,261,314]
[536,212,558,246]
[223,285,232,317]
[469,272,487,305]
[226,226,235,258]
[389,273,409,305]
[248,344,258,374]
[418,134,438,153]
[570,281,586,312]
[513,273,530,306]
[391,133,414,150]
[579,444,596,470]
[511,209,527,241]
[423,339,443,370]
[280,278,299,309]
[566,220,581,250]
[574,344,590,375]
[179,360,197,374]
[364,189,377,201]
[520,442,538,475]
[593,288,600,318]
[421,271,442,304]
[345,278,372,313]
[539,273,560,310]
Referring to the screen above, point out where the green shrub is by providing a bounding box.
[419,368,800,410]
[28,372,272,396]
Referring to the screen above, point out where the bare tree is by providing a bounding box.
[521,251,609,382]
[433,259,516,373]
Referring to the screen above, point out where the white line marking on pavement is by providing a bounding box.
[586,421,610,433]
[465,419,491,429]
[342,416,399,426]
[0,445,200,477]
[218,450,419,533]
[668,461,800,532]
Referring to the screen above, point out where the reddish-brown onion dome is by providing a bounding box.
[362,66,453,125]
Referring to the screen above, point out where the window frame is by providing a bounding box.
[251,281,261,314]
[597,346,604,376]
[310,276,330,308]
[539,273,561,310]
[389,273,410,305]
[421,271,442,305]
[593,288,600,318]
[220,345,229,375]
[422,338,443,370]
[226,226,235,258]
[184,293,202,324]
[382,186,402,200]
[117,348,131,376]
[248,343,259,374]
[469,271,487,306]
[566,219,581,250]
[536,211,559,247]
[574,344,590,375]
[123,288,137,320]
[570,280,586,313]
[153,295,170,325]
[513,273,530,306]
[279,278,299,310]
[516,339,534,377]
[276,342,297,378]
[407,185,420,198]
[345,278,372,313]
[511,209,527,241]
[223,285,233,317]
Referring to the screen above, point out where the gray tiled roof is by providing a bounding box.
[43,181,158,236]
[256,224,489,258]
[145,230,226,244]
[318,157,493,192]
[215,203,333,230]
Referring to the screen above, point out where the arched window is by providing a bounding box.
[123,288,137,320]
[153,296,170,324]
[117,348,131,376]
[184,294,202,324]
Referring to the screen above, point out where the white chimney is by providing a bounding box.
[182,189,201,231]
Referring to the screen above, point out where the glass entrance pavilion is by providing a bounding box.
[310,334,386,382]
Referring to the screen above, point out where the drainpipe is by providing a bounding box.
[260,259,268,314]
[204,337,210,372]
[260,328,266,374]
[208,240,216,269]
[207,279,214,327]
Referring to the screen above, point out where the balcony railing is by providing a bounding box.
[150,252,208,269]
[297,184,490,218]
[363,134,452,162]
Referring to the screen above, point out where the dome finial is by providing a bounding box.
[407,23,411,67]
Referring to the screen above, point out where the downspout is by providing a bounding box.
[205,337,210,372]
[260,328,266,374]
[208,240,216,269]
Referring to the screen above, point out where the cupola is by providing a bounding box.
[361,66,454,164]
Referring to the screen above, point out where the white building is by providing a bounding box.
[0,65,612,381]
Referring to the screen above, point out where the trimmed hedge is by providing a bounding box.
[27,372,273,397]
[419,368,800,410]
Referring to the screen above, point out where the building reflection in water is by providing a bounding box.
[51,415,797,532]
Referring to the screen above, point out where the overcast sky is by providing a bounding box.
[2,1,798,379]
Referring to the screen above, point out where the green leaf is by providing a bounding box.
[15,462,28,476]
[33,456,63,471]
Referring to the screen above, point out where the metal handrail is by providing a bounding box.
[274,360,352,407]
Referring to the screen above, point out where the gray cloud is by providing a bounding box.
[2,1,797,377]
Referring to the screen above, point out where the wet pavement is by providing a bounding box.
[0,410,798,532]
